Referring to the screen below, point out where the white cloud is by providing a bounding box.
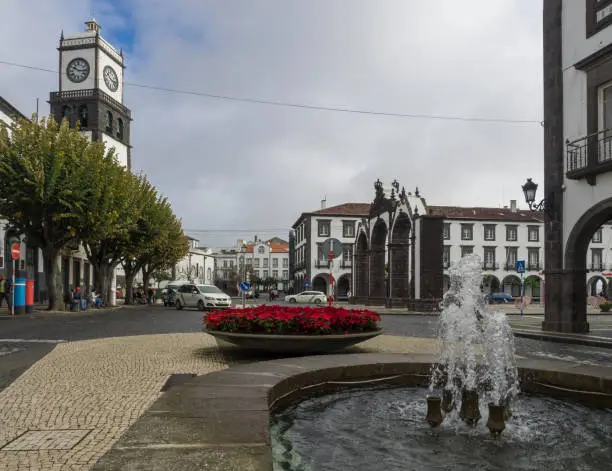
[0,0,543,246]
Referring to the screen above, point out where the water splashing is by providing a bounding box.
[430,254,519,416]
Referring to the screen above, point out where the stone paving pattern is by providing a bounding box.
[0,333,439,470]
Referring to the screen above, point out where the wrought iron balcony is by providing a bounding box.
[315,260,330,268]
[482,262,499,270]
[566,129,612,182]
[504,263,517,271]
[527,262,541,271]
[341,260,352,268]
[589,263,604,272]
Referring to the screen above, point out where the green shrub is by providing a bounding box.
[599,302,611,312]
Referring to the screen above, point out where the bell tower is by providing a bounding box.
[49,19,132,170]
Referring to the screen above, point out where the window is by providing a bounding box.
[587,0,612,37]
[272,270,279,279]
[483,247,496,270]
[461,224,473,241]
[528,226,539,242]
[343,244,353,266]
[282,270,289,280]
[263,258,269,268]
[506,225,517,242]
[263,270,268,278]
[592,248,604,270]
[105,110,113,133]
[253,259,260,268]
[527,248,540,270]
[461,246,473,258]
[343,221,355,238]
[283,258,288,268]
[483,225,496,241]
[61,106,72,125]
[116,118,124,140]
[317,243,326,261]
[258,246,265,254]
[229,260,234,268]
[223,260,227,268]
[254,269,260,278]
[505,247,518,269]
[246,258,253,266]
[78,105,88,127]
[318,220,330,237]
[593,228,603,243]
[443,246,450,268]
[443,223,450,240]
[272,258,278,268]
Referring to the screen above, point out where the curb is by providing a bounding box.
[512,329,612,349]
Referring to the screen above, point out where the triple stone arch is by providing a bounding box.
[354,212,412,302]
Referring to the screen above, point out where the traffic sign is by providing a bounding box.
[240,281,251,291]
[515,260,525,274]
[10,243,20,260]
[304,281,310,288]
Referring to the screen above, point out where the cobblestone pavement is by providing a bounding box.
[0,332,439,470]
[0,333,230,470]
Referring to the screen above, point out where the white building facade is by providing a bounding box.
[291,202,370,297]
[173,238,215,285]
[542,1,612,331]
[242,240,290,292]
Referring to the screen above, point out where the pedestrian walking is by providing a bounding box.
[0,275,7,308]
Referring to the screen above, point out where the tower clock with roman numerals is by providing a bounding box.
[49,19,132,170]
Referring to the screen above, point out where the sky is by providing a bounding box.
[0,0,543,248]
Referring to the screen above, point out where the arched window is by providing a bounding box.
[61,106,72,125]
[258,246,265,254]
[116,117,124,140]
[78,105,88,128]
[105,111,113,133]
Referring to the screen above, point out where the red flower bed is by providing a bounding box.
[204,305,381,335]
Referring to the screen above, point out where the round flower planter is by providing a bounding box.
[205,329,384,354]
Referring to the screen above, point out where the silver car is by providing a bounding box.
[175,283,232,311]
[285,290,327,304]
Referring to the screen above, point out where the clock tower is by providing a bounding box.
[49,19,131,169]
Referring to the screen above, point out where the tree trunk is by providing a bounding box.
[42,246,64,311]
[93,264,111,307]
[124,272,135,305]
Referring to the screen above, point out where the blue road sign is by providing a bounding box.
[240,281,251,291]
[515,260,525,274]
[304,281,310,288]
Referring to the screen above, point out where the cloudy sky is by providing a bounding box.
[0,0,543,247]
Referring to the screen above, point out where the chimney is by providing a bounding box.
[510,200,517,213]
[321,197,326,210]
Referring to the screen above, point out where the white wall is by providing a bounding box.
[102,134,129,168]
[562,0,612,254]
[60,45,97,92]
[97,43,123,103]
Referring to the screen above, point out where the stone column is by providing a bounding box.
[389,243,410,301]
[542,268,589,333]
[369,249,386,301]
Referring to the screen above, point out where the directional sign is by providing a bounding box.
[10,243,20,260]
[240,281,251,291]
[515,260,525,274]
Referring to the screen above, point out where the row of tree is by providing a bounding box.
[0,117,189,310]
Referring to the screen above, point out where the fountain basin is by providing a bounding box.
[92,353,612,471]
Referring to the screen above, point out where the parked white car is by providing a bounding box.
[285,290,327,304]
[175,283,232,311]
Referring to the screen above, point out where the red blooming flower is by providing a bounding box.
[203,305,381,335]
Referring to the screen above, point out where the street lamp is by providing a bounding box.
[521,178,551,213]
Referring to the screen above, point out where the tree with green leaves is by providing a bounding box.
[136,210,189,296]
[0,117,101,310]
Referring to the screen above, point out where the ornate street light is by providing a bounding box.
[521,178,550,213]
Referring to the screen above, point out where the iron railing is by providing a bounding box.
[566,128,612,173]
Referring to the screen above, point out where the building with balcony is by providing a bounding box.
[542,1,612,331]
[290,200,370,297]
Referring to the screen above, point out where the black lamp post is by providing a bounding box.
[521,178,550,213]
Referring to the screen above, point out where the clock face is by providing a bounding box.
[103,66,119,92]
[66,58,90,83]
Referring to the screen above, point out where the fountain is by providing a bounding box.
[428,254,518,436]
[270,254,612,470]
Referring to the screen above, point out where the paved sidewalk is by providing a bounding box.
[0,333,438,470]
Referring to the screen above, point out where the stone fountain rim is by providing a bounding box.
[93,353,612,471]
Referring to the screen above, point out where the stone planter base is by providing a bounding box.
[204,329,383,354]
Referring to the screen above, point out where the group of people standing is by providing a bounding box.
[65,286,103,311]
